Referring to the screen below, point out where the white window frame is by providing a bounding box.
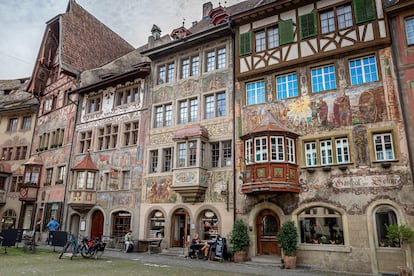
[335,138,349,164]
[349,55,379,85]
[276,72,298,99]
[287,138,295,163]
[246,80,265,105]
[320,140,333,165]
[373,133,395,161]
[311,64,337,93]
[154,103,172,128]
[405,17,414,45]
[270,136,285,162]
[305,142,317,166]
[255,137,268,162]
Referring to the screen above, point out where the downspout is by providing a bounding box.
[61,72,80,231]
[229,16,236,221]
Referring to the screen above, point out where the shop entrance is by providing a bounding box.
[171,209,190,248]
[91,210,104,240]
[256,209,280,255]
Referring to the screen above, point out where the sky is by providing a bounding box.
[0,0,242,80]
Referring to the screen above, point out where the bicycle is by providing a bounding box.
[59,234,106,260]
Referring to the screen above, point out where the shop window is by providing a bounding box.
[200,210,219,240]
[112,211,131,238]
[375,205,398,247]
[298,206,344,245]
[149,210,165,238]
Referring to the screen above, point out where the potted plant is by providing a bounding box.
[277,221,298,269]
[386,224,414,276]
[229,219,250,262]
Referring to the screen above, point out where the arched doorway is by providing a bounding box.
[91,210,104,240]
[171,208,190,248]
[256,209,280,255]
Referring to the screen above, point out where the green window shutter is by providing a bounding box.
[300,12,317,39]
[239,32,252,56]
[353,0,376,24]
[279,19,294,45]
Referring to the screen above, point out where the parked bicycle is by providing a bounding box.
[59,233,106,260]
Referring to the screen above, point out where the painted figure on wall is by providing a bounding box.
[333,89,352,126]
[318,97,328,126]
[358,90,377,124]
[148,178,176,203]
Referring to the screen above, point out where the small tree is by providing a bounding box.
[229,219,250,252]
[386,224,414,247]
[277,221,298,256]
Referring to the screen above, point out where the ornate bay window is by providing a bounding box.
[171,125,209,203]
[68,153,97,212]
[240,111,299,194]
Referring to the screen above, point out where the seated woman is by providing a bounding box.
[189,234,210,260]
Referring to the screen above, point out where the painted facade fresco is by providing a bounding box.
[145,177,176,203]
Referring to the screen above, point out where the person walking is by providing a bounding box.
[34,218,41,245]
[46,217,60,245]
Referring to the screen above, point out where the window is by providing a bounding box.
[177,141,197,167]
[179,98,198,124]
[276,73,298,99]
[206,47,226,72]
[158,65,166,84]
[245,140,253,164]
[162,148,173,172]
[76,171,95,189]
[211,141,232,168]
[305,137,351,166]
[86,172,95,189]
[57,166,66,184]
[373,133,395,161]
[79,131,92,153]
[154,103,172,128]
[167,63,175,82]
[300,13,317,39]
[375,205,398,247]
[246,81,265,105]
[255,137,268,162]
[311,65,337,93]
[320,5,352,34]
[7,118,18,132]
[335,138,349,164]
[1,147,13,161]
[97,124,118,150]
[24,166,40,185]
[15,146,27,160]
[0,176,6,191]
[44,168,53,186]
[21,116,31,130]
[405,17,414,45]
[287,138,296,163]
[205,92,226,119]
[121,171,131,190]
[255,27,279,52]
[270,136,285,162]
[123,121,139,146]
[10,176,22,192]
[115,86,140,106]
[43,96,56,114]
[87,96,102,113]
[349,55,378,85]
[191,56,200,76]
[305,142,317,166]
[181,58,190,79]
[298,206,344,245]
[150,150,158,173]
[320,140,333,165]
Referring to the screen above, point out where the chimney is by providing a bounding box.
[203,2,213,18]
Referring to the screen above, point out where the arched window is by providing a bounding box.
[298,206,344,245]
[111,211,131,237]
[375,205,398,247]
[199,209,219,240]
[149,210,165,238]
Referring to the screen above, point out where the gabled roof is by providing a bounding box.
[72,152,98,171]
[28,0,134,95]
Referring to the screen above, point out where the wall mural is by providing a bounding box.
[243,85,387,135]
[206,170,232,202]
[145,177,176,203]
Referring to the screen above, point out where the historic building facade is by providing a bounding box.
[65,49,150,242]
[232,0,414,274]
[0,79,38,230]
[139,2,256,249]
[24,0,134,240]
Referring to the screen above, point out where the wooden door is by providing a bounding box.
[171,211,189,247]
[91,210,104,240]
[256,209,280,255]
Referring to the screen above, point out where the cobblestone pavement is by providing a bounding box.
[42,245,368,276]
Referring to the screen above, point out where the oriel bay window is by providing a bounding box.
[178,141,197,167]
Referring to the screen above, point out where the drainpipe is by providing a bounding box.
[61,73,80,231]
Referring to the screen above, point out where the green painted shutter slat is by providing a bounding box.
[239,32,252,56]
[353,0,376,24]
[300,12,317,39]
[279,19,294,45]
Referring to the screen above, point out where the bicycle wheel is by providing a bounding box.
[80,244,94,258]
[59,242,71,259]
